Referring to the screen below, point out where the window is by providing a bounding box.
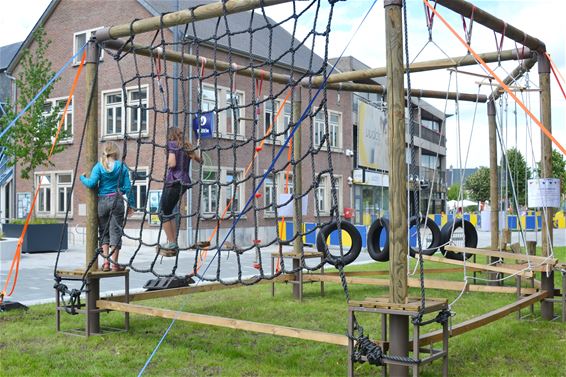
[224,171,242,213]
[264,174,275,212]
[421,154,438,169]
[128,88,148,134]
[43,97,74,142]
[202,169,218,214]
[314,110,342,148]
[130,168,148,211]
[314,174,342,215]
[422,119,440,133]
[35,171,74,217]
[73,28,104,65]
[263,99,292,142]
[56,173,72,214]
[104,91,123,136]
[37,175,51,214]
[201,85,245,137]
[102,86,149,138]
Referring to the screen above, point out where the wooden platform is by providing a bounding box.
[444,246,558,266]
[271,251,324,258]
[56,268,129,279]
[349,296,447,314]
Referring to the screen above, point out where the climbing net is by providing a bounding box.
[54,0,357,296]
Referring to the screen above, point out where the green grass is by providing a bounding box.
[1,248,565,376]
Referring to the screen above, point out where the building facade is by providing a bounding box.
[6,0,352,246]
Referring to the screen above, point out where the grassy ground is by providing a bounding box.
[1,248,565,377]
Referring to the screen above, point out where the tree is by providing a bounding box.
[502,147,531,205]
[465,166,490,202]
[447,183,462,201]
[537,149,566,196]
[0,27,67,180]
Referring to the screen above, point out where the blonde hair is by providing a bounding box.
[100,142,121,171]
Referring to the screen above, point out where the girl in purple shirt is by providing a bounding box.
[159,128,202,251]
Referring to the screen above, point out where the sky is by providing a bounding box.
[1,0,564,170]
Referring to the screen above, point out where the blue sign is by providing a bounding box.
[192,112,214,139]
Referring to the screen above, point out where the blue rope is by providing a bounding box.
[137,1,378,374]
[0,43,87,141]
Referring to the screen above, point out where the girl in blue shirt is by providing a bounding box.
[80,142,134,271]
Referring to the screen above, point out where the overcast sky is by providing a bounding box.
[1,0,564,170]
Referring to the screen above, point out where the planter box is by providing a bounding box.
[2,223,68,253]
[0,237,18,263]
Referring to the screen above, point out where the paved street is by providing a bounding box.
[1,228,565,305]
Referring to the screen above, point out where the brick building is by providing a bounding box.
[6,0,353,246]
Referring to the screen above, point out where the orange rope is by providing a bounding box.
[423,0,566,157]
[195,90,293,273]
[0,50,87,304]
[545,52,566,100]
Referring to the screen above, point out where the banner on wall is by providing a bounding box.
[357,100,388,171]
[192,112,215,138]
[528,178,561,208]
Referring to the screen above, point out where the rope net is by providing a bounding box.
[54,0,350,293]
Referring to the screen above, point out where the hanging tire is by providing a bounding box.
[440,219,478,260]
[316,220,362,266]
[366,217,390,262]
[408,216,441,257]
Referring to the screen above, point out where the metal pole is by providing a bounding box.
[85,40,100,333]
[538,54,554,320]
[292,90,303,300]
[434,0,546,52]
[385,0,409,375]
[487,101,499,284]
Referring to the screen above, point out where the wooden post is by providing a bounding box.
[85,40,100,333]
[292,91,303,300]
[539,54,554,320]
[487,100,500,284]
[385,0,409,375]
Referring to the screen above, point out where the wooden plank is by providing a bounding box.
[419,255,534,278]
[96,300,349,346]
[57,269,129,279]
[443,246,557,265]
[415,291,549,347]
[108,275,293,303]
[304,274,538,295]
[322,267,482,277]
[270,251,323,258]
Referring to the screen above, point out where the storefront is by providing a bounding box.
[352,169,389,225]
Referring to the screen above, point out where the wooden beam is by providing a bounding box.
[303,274,537,294]
[322,267,482,277]
[489,56,538,101]
[444,246,558,265]
[107,275,293,303]
[102,40,485,102]
[415,291,549,347]
[96,0,292,41]
[311,49,530,86]
[434,0,546,52]
[97,300,349,346]
[419,255,534,278]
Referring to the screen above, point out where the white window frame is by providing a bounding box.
[56,172,73,215]
[43,97,74,143]
[127,87,148,134]
[264,172,276,213]
[263,98,292,143]
[313,109,343,150]
[36,174,52,215]
[130,167,148,213]
[73,28,104,65]
[35,170,74,218]
[101,85,149,139]
[201,168,219,215]
[201,84,245,138]
[314,174,342,216]
[223,169,244,215]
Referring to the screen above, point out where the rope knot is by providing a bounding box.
[353,336,383,366]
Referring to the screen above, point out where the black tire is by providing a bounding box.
[366,217,390,262]
[316,220,362,266]
[408,216,441,257]
[440,219,478,260]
